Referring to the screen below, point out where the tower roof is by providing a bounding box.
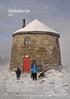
[14,19,57,34]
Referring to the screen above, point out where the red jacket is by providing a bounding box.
[23,56,30,73]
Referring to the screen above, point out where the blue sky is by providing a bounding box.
[0,0,70,65]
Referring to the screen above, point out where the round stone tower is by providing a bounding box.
[10,19,61,70]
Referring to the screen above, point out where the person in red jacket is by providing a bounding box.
[23,55,30,73]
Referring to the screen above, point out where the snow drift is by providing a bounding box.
[0,66,70,97]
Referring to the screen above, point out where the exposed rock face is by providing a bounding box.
[10,32,61,70]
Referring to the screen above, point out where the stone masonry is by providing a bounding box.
[10,32,61,70]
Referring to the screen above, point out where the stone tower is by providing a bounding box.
[10,19,61,70]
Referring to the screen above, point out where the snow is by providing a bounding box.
[0,65,70,99]
[14,19,57,34]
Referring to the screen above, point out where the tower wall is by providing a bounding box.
[10,33,61,70]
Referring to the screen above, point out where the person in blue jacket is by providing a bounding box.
[31,60,38,80]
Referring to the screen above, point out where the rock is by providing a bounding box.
[38,72,45,78]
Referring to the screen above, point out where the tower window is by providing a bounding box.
[24,36,31,46]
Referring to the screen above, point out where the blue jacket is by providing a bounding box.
[31,63,38,73]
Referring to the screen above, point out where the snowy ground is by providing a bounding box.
[0,64,70,99]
